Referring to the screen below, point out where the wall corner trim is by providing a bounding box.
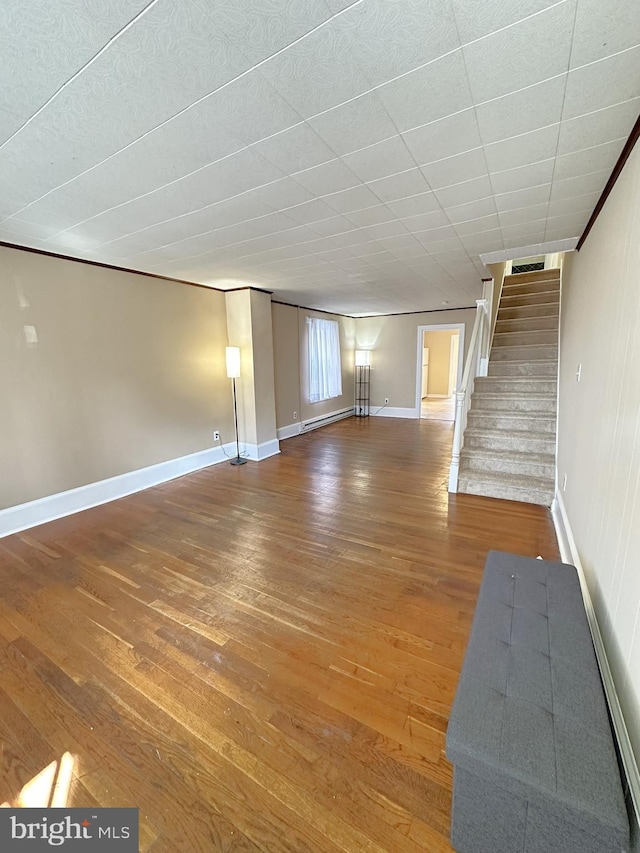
[0,442,276,539]
[551,491,640,827]
[277,423,302,441]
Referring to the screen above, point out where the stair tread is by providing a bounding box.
[469,409,556,419]
[473,390,557,398]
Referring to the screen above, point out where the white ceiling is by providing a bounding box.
[1,0,639,315]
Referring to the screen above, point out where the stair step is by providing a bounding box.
[497,301,560,321]
[475,376,557,394]
[499,290,560,308]
[458,470,554,506]
[493,329,558,346]
[471,391,557,413]
[502,279,561,297]
[504,270,560,285]
[488,359,558,377]
[464,427,556,454]
[495,315,559,333]
[467,410,556,433]
[490,344,558,362]
[460,448,556,479]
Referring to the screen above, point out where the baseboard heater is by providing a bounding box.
[300,407,354,433]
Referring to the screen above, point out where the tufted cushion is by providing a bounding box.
[447,551,628,850]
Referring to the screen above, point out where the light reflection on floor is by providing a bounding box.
[1,752,75,808]
[420,396,455,421]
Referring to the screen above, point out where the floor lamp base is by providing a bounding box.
[229,457,248,466]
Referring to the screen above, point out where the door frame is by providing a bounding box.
[415,324,465,417]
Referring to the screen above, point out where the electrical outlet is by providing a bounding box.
[384,397,389,405]
[576,364,582,382]
[293,411,298,420]
[562,474,568,492]
[213,430,220,441]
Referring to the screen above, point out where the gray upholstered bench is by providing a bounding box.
[446,550,629,853]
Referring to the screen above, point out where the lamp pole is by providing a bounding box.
[230,375,246,466]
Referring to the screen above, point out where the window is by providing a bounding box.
[307,317,342,403]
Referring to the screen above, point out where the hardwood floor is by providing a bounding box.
[0,417,559,851]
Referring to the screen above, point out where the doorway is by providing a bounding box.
[416,325,464,421]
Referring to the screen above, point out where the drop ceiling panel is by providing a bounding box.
[2,0,639,315]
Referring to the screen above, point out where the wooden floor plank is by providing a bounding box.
[0,417,559,851]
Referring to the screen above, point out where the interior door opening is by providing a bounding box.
[417,327,462,422]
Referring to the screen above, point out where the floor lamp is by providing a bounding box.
[226,346,247,466]
[355,350,371,417]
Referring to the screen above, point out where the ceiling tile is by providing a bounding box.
[306,216,360,237]
[549,169,610,200]
[246,177,315,210]
[402,109,482,166]
[375,51,473,133]
[252,123,336,173]
[363,221,410,240]
[452,0,561,51]
[283,198,340,224]
[547,191,599,217]
[498,203,550,226]
[553,138,625,181]
[345,205,395,226]
[341,136,416,183]
[490,159,555,194]
[570,0,640,68]
[454,213,500,235]
[483,124,560,172]
[367,168,432,202]
[0,0,150,145]
[402,210,451,232]
[421,148,487,189]
[213,0,333,65]
[463,1,575,103]
[476,75,567,144]
[557,98,640,156]
[307,91,398,155]
[259,14,372,116]
[435,175,493,208]
[323,184,381,213]
[563,46,640,119]
[292,159,359,194]
[494,184,552,212]
[386,192,441,218]
[446,196,497,224]
[344,0,460,88]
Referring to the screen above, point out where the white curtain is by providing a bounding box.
[307,317,342,403]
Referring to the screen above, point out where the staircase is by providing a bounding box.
[458,269,560,505]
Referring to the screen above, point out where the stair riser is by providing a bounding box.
[467,412,556,433]
[490,345,558,362]
[464,433,556,454]
[498,303,559,321]
[493,330,558,346]
[500,292,560,308]
[475,378,557,394]
[458,476,554,506]
[495,316,559,333]
[504,271,560,285]
[461,455,556,479]
[472,395,557,414]
[502,280,561,297]
[488,361,557,377]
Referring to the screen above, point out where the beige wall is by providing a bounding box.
[271,302,355,428]
[355,308,476,410]
[0,246,233,509]
[557,143,640,771]
[271,303,301,428]
[423,329,458,396]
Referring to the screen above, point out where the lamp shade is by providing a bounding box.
[226,346,241,378]
[355,349,371,367]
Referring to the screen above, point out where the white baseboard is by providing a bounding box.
[0,439,279,539]
[552,491,640,828]
[372,406,419,419]
[277,422,302,441]
[244,438,280,461]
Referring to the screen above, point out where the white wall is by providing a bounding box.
[557,142,640,824]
